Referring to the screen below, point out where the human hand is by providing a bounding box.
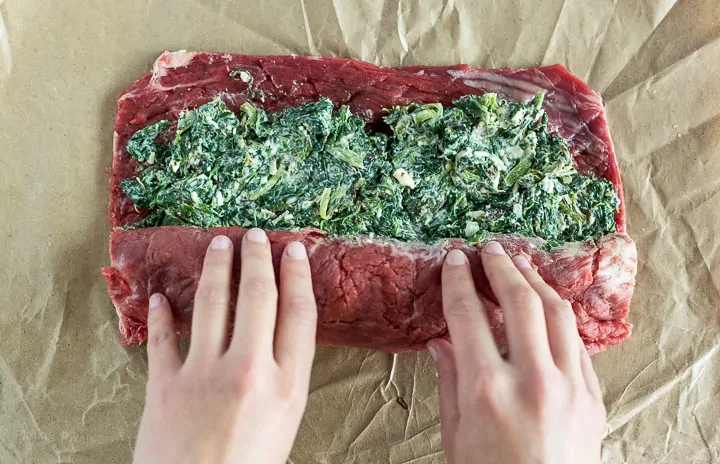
[428,241,606,464]
[133,229,317,464]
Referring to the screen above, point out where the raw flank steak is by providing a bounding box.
[103,51,636,354]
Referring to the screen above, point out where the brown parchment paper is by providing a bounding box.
[0,0,719,462]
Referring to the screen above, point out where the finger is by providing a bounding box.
[441,249,502,376]
[231,228,278,358]
[147,293,182,379]
[578,339,602,399]
[481,242,552,368]
[512,255,580,373]
[188,235,234,362]
[428,338,460,439]
[275,242,317,383]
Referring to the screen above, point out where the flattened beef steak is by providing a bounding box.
[103,51,636,354]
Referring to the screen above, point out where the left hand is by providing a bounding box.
[132,228,318,464]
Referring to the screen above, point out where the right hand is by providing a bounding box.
[428,241,606,464]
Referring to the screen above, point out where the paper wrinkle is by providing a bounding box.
[402,355,420,440]
[663,423,672,456]
[57,435,133,460]
[0,358,50,453]
[30,301,64,393]
[685,217,720,300]
[20,281,53,324]
[688,340,720,392]
[346,402,392,451]
[329,0,398,65]
[587,0,678,92]
[81,376,132,426]
[606,342,719,435]
[397,0,408,57]
[0,443,19,464]
[186,0,306,54]
[541,0,619,80]
[0,1,10,80]
[668,173,720,221]
[392,450,444,464]
[398,422,439,445]
[88,347,133,383]
[584,0,623,85]
[299,0,321,56]
[692,413,714,460]
[395,0,459,65]
[606,36,720,158]
[384,353,399,390]
[604,0,720,101]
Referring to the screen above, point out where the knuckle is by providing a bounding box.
[277,377,308,408]
[285,261,311,278]
[570,373,588,392]
[287,295,316,312]
[195,285,226,306]
[470,369,503,398]
[469,382,491,402]
[150,380,176,406]
[505,285,541,310]
[286,296,318,324]
[172,372,212,398]
[558,299,574,313]
[229,361,264,396]
[147,307,167,327]
[446,298,480,319]
[229,374,255,397]
[148,329,173,349]
[548,299,574,317]
[242,276,277,302]
[525,371,567,411]
[469,377,504,410]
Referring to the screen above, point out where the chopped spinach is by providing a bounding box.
[121,93,619,244]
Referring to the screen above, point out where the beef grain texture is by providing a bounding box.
[104,51,637,354]
[103,227,636,355]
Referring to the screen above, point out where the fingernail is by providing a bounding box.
[210,235,232,249]
[149,293,164,309]
[513,255,531,269]
[246,228,267,243]
[484,241,505,255]
[445,249,467,266]
[285,241,307,259]
[427,342,438,362]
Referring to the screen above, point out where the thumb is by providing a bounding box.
[147,293,182,380]
[428,338,460,432]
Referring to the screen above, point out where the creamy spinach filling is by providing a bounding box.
[121,93,618,245]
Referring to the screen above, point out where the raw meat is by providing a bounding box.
[111,51,625,230]
[102,227,636,355]
[104,51,636,354]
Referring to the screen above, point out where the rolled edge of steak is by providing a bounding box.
[110,51,625,232]
[102,226,636,355]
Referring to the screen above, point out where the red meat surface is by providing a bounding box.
[104,51,636,354]
[103,227,635,355]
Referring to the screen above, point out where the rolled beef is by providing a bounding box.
[102,227,636,355]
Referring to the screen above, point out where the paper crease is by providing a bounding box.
[0,0,10,79]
